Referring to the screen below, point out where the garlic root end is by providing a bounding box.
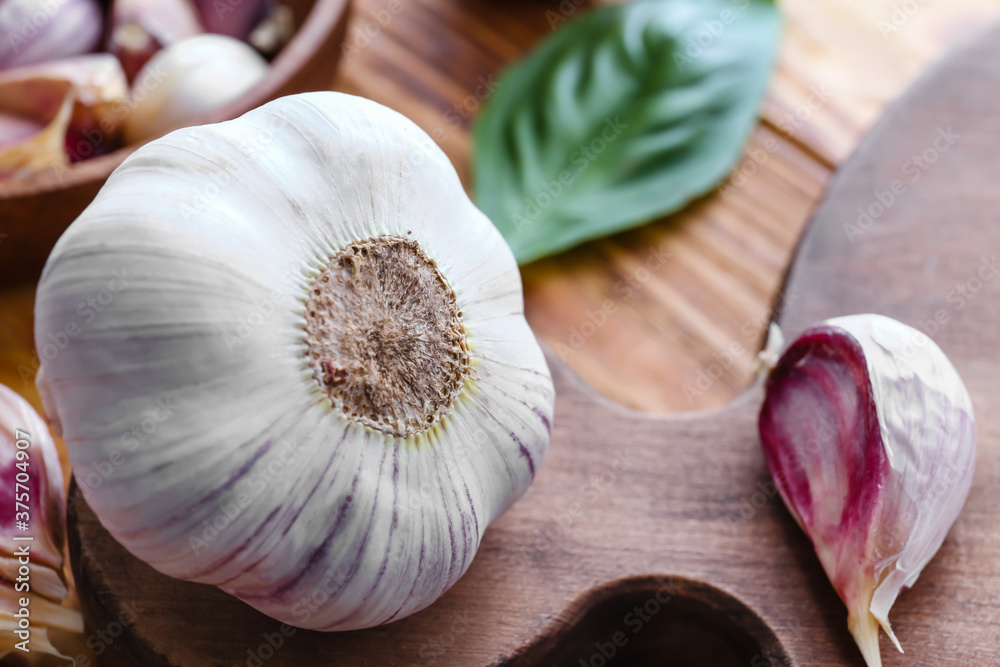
[848,609,884,667]
[755,322,784,379]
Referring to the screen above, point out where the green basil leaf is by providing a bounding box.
[473,0,781,264]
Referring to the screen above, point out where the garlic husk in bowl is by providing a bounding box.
[35,91,554,631]
[758,314,975,667]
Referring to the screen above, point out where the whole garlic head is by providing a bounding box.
[759,314,976,667]
[34,92,555,631]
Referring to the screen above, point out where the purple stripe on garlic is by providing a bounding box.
[34,92,554,632]
[759,314,975,667]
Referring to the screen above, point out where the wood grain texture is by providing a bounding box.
[64,22,1000,665]
[332,0,1000,413]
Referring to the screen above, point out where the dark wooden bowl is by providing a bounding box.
[0,0,351,286]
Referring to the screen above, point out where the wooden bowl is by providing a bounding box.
[0,0,351,286]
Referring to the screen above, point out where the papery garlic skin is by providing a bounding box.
[35,92,554,631]
[759,314,975,667]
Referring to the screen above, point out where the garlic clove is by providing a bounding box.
[0,384,68,579]
[248,4,294,57]
[0,54,129,135]
[0,0,103,71]
[107,0,204,82]
[0,54,130,175]
[0,79,73,178]
[35,92,554,631]
[1,581,83,661]
[0,386,82,662]
[759,314,976,667]
[0,556,67,600]
[123,33,268,145]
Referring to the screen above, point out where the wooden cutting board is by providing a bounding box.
[65,17,1000,667]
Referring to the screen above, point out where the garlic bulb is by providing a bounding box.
[35,92,554,631]
[123,33,268,145]
[758,314,975,667]
[1,384,83,661]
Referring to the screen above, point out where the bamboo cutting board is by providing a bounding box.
[66,19,1000,667]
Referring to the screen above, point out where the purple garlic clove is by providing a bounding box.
[758,314,976,667]
[0,383,68,589]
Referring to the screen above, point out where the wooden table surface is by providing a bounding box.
[0,1,997,664]
[5,0,1000,419]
